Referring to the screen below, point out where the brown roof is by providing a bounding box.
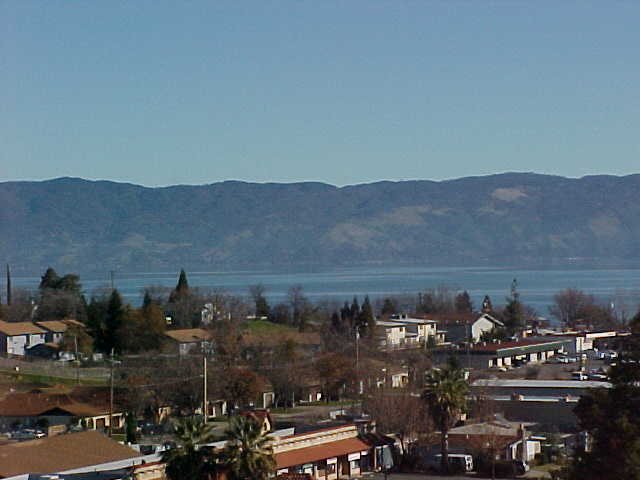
[62,319,86,328]
[0,392,108,417]
[0,430,141,476]
[0,320,45,336]
[35,320,69,333]
[164,328,212,343]
[275,437,370,469]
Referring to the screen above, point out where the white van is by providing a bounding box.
[429,453,474,473]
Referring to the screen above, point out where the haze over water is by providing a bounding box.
[10,265,640,321]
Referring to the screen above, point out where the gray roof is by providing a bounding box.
[472,379,612,389]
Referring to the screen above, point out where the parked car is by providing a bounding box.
[571,371,588,381]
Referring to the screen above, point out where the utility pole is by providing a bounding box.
[6,264,11,306]
[203,353,208,423]
[74,335,79,385]
[110,271,115,291]
[109,349,114,437]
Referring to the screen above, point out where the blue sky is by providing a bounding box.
[1,1,638,187]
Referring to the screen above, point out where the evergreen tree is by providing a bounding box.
[455,290,473,313]
[39,267,60,290]
[381,297,397,316]
[359,296,375,336]
[502,279,524,335]
[142,291,153,309]
[569,317,640,479]
[169,269,190,303]
[340,301,352,328]
[104,289,126,353]
[350,297,360,324]
[330,311,344,333]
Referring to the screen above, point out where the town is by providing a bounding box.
[0,268,638,479]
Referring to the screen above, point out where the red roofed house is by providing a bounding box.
[0,387,125,433]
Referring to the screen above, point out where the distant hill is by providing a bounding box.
[2,173,640,274]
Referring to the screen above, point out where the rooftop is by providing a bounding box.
[0,430,141,476]
[470,338,568,353]
[164,328,211,343]
[472,379,612,389]
[0,391,110,417]
[275,437,370,469]
[0,320,45,336]
[36,320,70,333]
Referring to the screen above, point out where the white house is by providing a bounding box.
[0,321,46,356]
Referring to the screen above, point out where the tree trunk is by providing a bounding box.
[441,425,449,474]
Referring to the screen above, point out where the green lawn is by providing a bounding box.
[246,320,297,335]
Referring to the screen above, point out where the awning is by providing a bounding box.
[275,438,371,469]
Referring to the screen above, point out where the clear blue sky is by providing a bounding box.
[1,1,638,187]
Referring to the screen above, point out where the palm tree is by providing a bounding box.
[222,415,275,480]
[421,358,468,474]
[162,416,218,480]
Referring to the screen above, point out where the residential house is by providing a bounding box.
[0,321,46,356]
[387,314,438,343]
[0,430,160,479]
[425,313,503,344]
[35,320,70,344]
[0,387,125,432]
[376,315,442,350]
[240,409,274,434]
[164,328,212,355]
[428,418,540,463]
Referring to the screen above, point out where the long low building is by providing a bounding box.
[271,423,394,479]
[437,338,573,369]
[471,379,612,398]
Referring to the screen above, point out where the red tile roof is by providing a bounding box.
[275,437,370,469]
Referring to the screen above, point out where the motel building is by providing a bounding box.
[272,424,394,479]
[441,338,573,370]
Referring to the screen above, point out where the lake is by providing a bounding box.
[9,264,640,320]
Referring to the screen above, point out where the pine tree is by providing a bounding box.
[39,267,60,290]
[360,296,375,336]
[455,291,473,313]
[105,289,126,353]
[350,297,360,324]
[502,279,524,335]
[169,269,190,303]
[381,297,397,316]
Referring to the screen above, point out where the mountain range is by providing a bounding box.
[1,173,639,275]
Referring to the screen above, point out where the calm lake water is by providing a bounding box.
[9,264,640,320]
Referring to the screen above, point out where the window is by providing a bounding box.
[326,463,336,474]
